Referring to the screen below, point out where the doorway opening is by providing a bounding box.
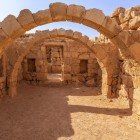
[46,45,64,84]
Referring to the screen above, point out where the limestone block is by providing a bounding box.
[113,16,121,25]
[49,3,67,21]
[57,28,66,36]
[73,31,82,40]
[83,8,105,28]
[93,46,107,60]
[119,13,125,23]
[64,65,71,73]
[33,9,52,25]
[122,75,134,88]
[64,52,70,58]
[131,30,140,42]
[79,54,89,59]
[64,58,70,64]
[0,28,9,45]
[118,31,134,47]
[67,4,85,23]
[112,7,125,17]
[37,73,46,80]
[27,53,36,59]
[86,79,95,87]
[99,17,122,38]
[123,9,132,22]
[17,9,37,30]
[71,52,78,58]
[1,15,25,38]
[49,29,58,37]
[129,16,140,30]
[129,42,140,63]
[131,10,140,18]
[80,35,89,44]
[71,66,79,74]
[87,40,94,48]
[66,30,74,38]
[64,74,71,81]
[78,75,85,82]
[120,21,129,30]
[78,47,88,53]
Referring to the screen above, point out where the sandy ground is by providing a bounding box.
[0,83,140,140]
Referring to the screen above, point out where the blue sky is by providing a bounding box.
[0,0,139,38]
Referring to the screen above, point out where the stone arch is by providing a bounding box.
[0,2,133,57]
[8,29,119,99]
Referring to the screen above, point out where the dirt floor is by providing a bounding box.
[0,83,140,140]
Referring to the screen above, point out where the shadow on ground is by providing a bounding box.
[0,84,132,140]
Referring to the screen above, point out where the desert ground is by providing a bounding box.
[0,83,140,140]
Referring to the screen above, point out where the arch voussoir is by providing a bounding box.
[17,9,37,30]
[33,9,52,26]
[1,15,25,39]
[82,8,106,29]
[73,31,82,40]
[49,2,68,21]
[98,16,122,38]
[67,4,86,23]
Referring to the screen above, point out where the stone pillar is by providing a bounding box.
[8,81,17,97]
[36,46,48,82]
[107,74,120,98]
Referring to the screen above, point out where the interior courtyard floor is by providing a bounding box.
[0,84,140,140]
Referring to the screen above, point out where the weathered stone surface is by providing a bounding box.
[49,29,58,37]
[73,31,82,40]
[57,28,66,36]
[0,28,8,43]
[93,45,107,60]
[99,16,122,38]
[17,9,37,30]
[67,4,85,23]
[66,30,74,37]
[86,79,95,87]
[49,2,67,21]
[129,16,140,30]
[83,8,105,28]
[131,30,140,42]
[112,7,125,17]
[129,42,140,63]
[80,35,89,44]
[118,31,134,47]
[33,9,52,25]
[1,15,25,38]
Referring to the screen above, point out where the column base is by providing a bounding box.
[8,86,17,97]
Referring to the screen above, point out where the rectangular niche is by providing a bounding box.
[80,59,88,74]
[0,57,3,77]
[27,58,36,72]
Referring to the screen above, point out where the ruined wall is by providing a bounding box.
[17,38,102,87]
[63,39,102,87]
[112,6,140,30]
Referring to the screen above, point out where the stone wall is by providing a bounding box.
[119,58,140,115]
[0,54,7,98]
[112,6,140,30]
[17,38,102,87]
